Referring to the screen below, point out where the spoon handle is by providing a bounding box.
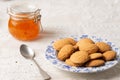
[33,59,51,80]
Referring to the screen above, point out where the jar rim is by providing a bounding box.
[7,3,40,18]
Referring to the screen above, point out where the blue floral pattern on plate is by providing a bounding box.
[45,34,120,73]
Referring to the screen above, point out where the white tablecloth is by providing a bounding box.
[0,0,120,80]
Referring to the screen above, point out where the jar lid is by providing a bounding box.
[7,3,40,18]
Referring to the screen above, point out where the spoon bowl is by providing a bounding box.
[20,44,35,59]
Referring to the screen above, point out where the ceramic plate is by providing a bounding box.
[45,34,120,73]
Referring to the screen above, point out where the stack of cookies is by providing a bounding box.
[53,38,116,67]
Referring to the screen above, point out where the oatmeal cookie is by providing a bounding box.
[70,51,89,64]
[90,53,103,60]
[86,59,105,67]
[65,59,82,67]
[53,38,76,51]
[79,43,98,54]
[95,42,111,52]
[57,44,75,61]
[103,51,116,61]
[76,38,94,46]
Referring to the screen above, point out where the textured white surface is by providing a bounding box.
[0,0,120,80]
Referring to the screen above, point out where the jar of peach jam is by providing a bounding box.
[7,4,42,41]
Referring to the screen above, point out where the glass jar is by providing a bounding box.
[7,3,42,41]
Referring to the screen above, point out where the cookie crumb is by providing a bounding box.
[15,61,18,63]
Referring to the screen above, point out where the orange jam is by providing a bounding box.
[7,4,41,41]
[8,17,40,41]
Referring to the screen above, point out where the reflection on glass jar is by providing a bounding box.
[7,3,42,41]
